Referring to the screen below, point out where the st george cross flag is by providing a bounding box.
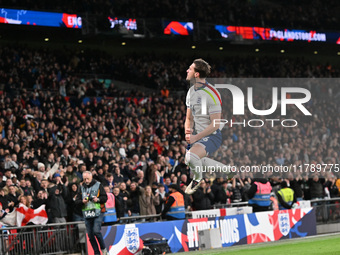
[15,204,48,226]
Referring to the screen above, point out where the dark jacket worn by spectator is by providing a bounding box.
[211,178,226,204]
[289,178,303,200]
[308,176,325,199]
[192,184,214,211]
[47,184,68,222]
[66,183,83,221]
[127,186,143,214]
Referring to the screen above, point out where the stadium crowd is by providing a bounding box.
[0,43,339,224]
[1,0,338,30]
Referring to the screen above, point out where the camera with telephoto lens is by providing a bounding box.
[85,195,94,201]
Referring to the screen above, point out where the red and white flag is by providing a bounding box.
[16,204,48,226]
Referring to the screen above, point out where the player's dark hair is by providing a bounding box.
[193,58,211,78]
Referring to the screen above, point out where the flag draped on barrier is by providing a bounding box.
[0,204,48,227]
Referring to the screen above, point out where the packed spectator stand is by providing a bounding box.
[0,42,339,225]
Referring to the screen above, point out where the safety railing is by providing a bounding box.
[120,198,340,224]
[0,222,83,255]
[120,214,163,224]
[310,197,340,224]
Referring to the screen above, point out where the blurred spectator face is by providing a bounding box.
[98,168,104,175]
[37,191,44,199]
[130,183,137,191]
[41,180,49,189]
[20,179,26,187]
[200,181,206,189]
[67,165,73,172]
[12,177,18,185]
[104,186,110,193]
[132,155,139,163]
[165,177,171,185]
[20,196,27,205]
[106,175,114,183]
[145,186,152,196]
[14,144,20,153]
[38,164,46,173]
[113,187,120,196]
[33,159,38,167]
[120,182,126,191]
[48,153,54,161]
[72,184,78,192]
[9,186,16,194]
[158,186,165,193]
[6,179,13,187]
[4,170,12,179]
[25,179,31,188]
[11,154,17,162]
[35,172,43,182]
[103,164,109,172]
[83,172,93,185]
[4,154,10,161]
[80,165,86,173]
[137,170,144,179]
[181,174,187,183]
[27,195,33,204]
[63,149,69,157]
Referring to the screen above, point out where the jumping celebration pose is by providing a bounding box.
[184,58,227,195]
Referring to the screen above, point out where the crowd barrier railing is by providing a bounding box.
[0,222,83,255]
[309,197,340,224]
[119,197,340,224]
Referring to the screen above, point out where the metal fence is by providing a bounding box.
[310,198,340,224]
[0,222,84,255]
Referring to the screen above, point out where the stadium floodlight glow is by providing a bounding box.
[78,40,83,43]
[338,52,340,55]
[121,42,126,46]
[314,51,318,54]
[219,47,223,50]
[44,38,49,42]
[191,45,196,49]
[280,49,285,53]
[255,48,260,52]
